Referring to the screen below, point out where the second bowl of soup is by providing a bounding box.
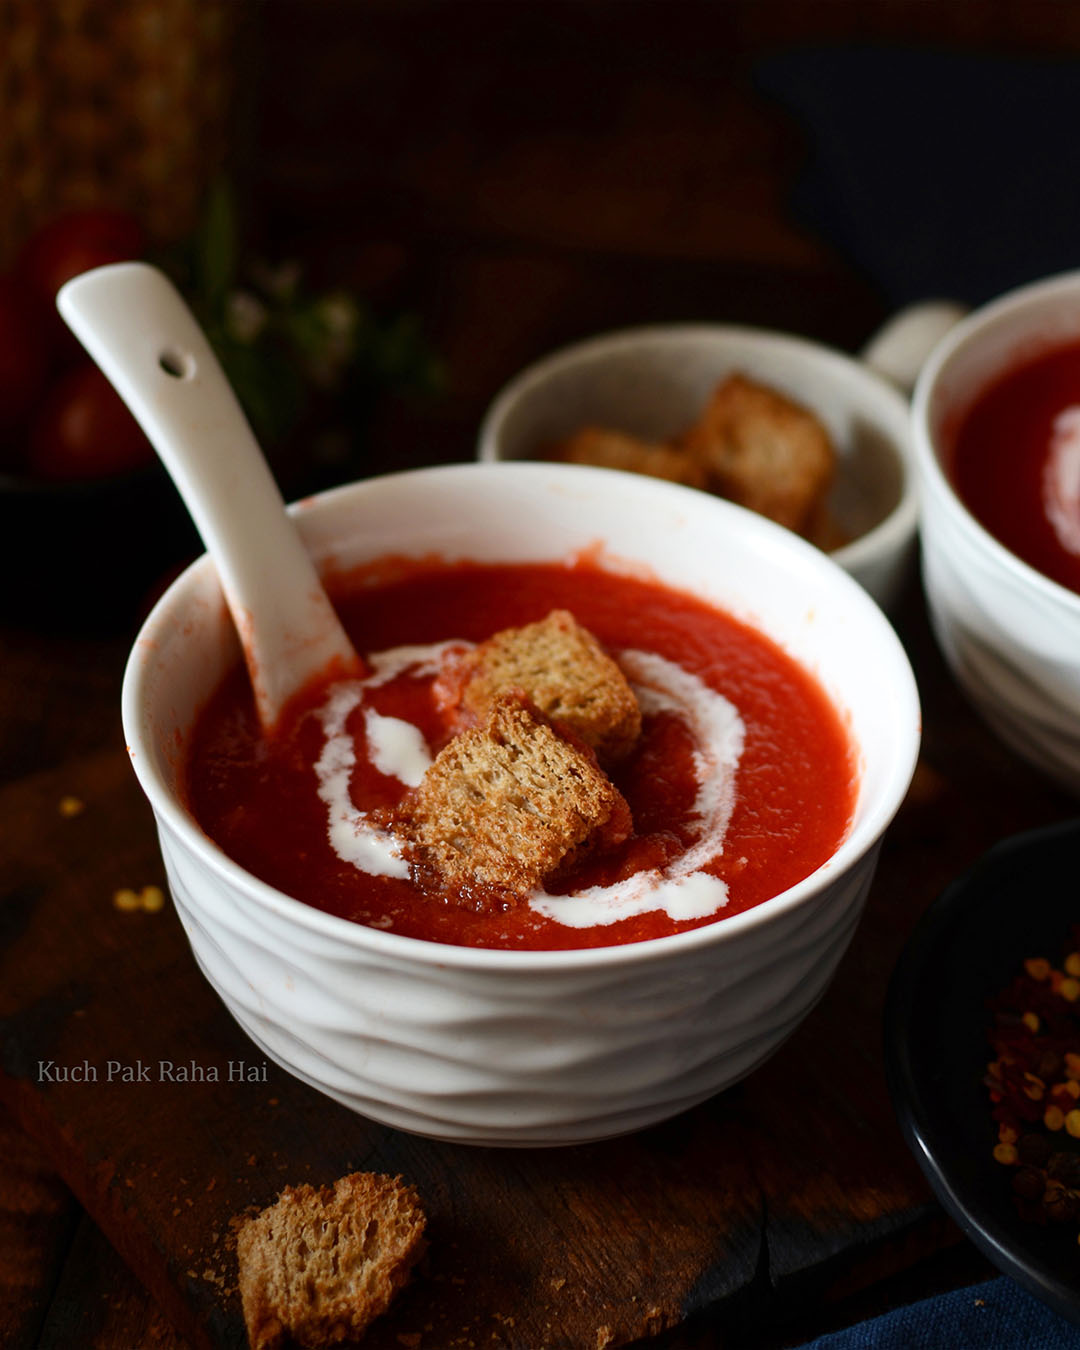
[913,269,1080,795]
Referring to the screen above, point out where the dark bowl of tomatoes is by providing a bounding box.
[0,209,197,629]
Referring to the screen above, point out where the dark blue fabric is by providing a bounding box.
[795,1276,1080,1348]
[755,47,1080,308]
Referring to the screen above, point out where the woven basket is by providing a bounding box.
[0,0,240,263]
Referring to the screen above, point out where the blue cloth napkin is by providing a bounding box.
[795,1276,1080,1348]
[755,46,1080,308]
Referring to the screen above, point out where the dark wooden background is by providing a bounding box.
[5,2,1080,1347]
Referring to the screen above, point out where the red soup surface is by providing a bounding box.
[950,339,1080,595]
[184,561,857,951]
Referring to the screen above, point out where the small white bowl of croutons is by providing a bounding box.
[478,324,919,611]
[125,460,919,1147]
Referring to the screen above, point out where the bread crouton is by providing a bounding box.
[391,692,632,900]
[436,609,641,764]
[682,373,835,535]
[236,1171,426,1350]
[548,426,707,489]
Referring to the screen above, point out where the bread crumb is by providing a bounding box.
[58,795,84,817]
[389,693,631,900]
[236,1171,426,1350]
[437,609,641,764]
[682,372,835,535]
[113,888,140,912]
[549,426,706,490]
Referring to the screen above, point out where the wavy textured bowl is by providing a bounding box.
[123,462,920,1146]
[476,324,918,612]
[912,270,1080,796]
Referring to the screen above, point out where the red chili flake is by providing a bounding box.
[986,924,1080,1236]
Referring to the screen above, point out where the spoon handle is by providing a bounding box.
[58,262,360,729]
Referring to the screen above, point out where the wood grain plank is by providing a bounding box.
[0,1105,78,1350]
[0,750,762,1349]
[36,1212,190,1350]
[0,582,1070,1349]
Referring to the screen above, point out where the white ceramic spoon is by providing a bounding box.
[58,261,361,730]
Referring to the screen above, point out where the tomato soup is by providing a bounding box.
[950,340,1080,595]
[184,561,857,951]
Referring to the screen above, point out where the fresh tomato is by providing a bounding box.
[19,208,146,303]
[0,276,50,440]
[17,209,146,368]
[27,363,154,480]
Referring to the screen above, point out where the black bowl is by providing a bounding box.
[884,819,1080,1323]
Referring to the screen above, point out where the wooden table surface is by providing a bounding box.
[4,5,1080,1347]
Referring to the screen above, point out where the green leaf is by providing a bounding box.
[195,178,238,315]
[212,329,306,449]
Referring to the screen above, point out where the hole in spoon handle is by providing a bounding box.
[159,348,194,379]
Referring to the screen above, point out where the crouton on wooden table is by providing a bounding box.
[549,425,707,488]
[437,608,642,764]
[236,1171,427,1350]
[391,692,632,901]
[682,372,836,535]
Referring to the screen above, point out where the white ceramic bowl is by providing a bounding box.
[912,270,1080,796]
[123,462,920,1146]
[477,324,918,611]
